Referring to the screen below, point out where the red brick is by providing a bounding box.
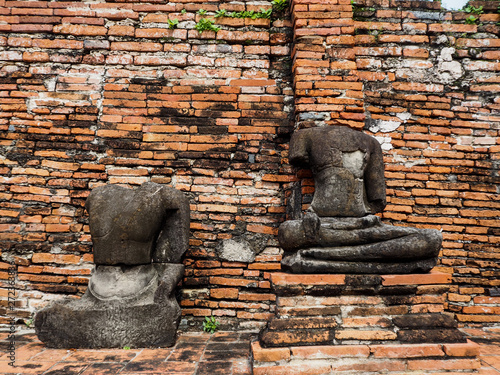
[253,363,331,375]
[210,288,239,299]
[53,24,107,36]
[209,277,258,287]
[428,23,476,33]
[371,344,445,358]
[443,341,480,357]
[239,293,276,301]
[335,330,397,341]
[407,358,481,371]
[22,51,49,62]
[292,345,370,359]
[111,42,162,52]
[252,341,290,362]
[182,308,212,316]
[271,273,345,286]
[236,311,273,320]
[108,25,134,36]
[382,272,451,286]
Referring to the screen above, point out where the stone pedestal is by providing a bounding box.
[35,263,184,349]
[35,182,191,349]
[252,272,480,374]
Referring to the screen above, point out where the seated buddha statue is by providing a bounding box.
[279,126,442,274]
[35,182,190,348]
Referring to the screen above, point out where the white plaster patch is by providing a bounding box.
[437,48,464,84]
[369,120,401,133]
[374,136,393,151]
[342,150,366,179]
[396,112,411,121]
[441,0,468,10]
[404,159,427,168]
[217,238,256,263]
[440,47,456,62]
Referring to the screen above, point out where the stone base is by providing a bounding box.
[35,263,184,348]
[252,272,480,374]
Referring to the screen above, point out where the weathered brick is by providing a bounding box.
[335,330,398,341]
[382,272,451,286]
[407,358,481,371]
[53,24,107,36]
[292,345,370,359]
[371,344,444,358]
[252,341,291,362]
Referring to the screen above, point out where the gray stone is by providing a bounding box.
[83,40,110,50]
[411,11,446,21]
[35,182,190,348]
[85,182,190,265]
[35,263,184,348]
[217,233,270,263]
[279,126,442,274]
[288,126,387,217]
[217,238,255,263]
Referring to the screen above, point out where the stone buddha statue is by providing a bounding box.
[35,182,190,348]
[279,126,442,274]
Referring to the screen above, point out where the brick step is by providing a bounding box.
[252,341,481,375]
[260,329,335,347]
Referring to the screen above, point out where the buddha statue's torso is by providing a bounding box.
[289,126,387,217]
[86,182,168,265]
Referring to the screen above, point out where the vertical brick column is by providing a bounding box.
[292,0,364,129]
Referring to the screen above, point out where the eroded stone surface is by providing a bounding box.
[35,182,190,348]
[216,233,270,263]
[86,182,190,265]
[279,126,442,274]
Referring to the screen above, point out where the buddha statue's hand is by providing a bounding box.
[361,215,381,227]
[303,210,321,241]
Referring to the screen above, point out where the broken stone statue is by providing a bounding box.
[279,126,442,274]
[35,182,190,348]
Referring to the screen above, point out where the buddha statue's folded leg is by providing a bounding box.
[301,226,442,261]
[278,211,380,251]
[282,253,438,274]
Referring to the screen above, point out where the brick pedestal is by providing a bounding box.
[251,272,481,374]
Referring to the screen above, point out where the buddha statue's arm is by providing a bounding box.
[363,138,387,213]
[288,129,311,167]
[152,187,190,264]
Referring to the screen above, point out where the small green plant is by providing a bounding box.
[215,9,228,17]
[181,9,187,14]
[25,318,34,328]
[195,18,220,33]
[498,2,500,26]
[168,18,179,29]
[123,346,131,350]
[197,8,207,15]
[203,316,220,333]
[465,14,478,24]
[351,0,375,13]
[260,8,273,19]
[272,0,289,12]
[463,4,483,15]
[219,9,272,19]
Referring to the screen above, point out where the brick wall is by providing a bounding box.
[291,0,500,327]
[1,0,499,329]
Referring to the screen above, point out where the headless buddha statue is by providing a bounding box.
[279,126,442,274]
[35,182,190,348]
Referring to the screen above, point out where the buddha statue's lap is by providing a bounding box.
[279,126,442,274]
